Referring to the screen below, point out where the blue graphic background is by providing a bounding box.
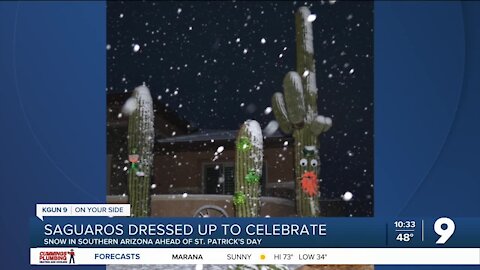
[0,2,106,270]
[375,1,480,219]
[0,1,479,269]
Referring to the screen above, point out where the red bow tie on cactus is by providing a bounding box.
[301,171,318,197]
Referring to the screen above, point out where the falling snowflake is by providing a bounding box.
[342,191,353,201]
[263,120,279,136]
[264,107,272,114]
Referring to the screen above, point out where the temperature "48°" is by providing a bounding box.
[396,233,414,242]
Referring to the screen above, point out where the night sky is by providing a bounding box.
[107,1,373,216]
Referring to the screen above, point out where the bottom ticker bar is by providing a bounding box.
[31,248,480,265]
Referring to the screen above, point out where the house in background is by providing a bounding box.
[107,93,351,217]
[154,129,296,199]
[106,93,298,217]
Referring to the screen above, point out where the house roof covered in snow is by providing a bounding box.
[107,92,195,138]
[157,129,289,144]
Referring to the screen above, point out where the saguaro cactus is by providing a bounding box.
[271,7,332,217]
[234,120,263,217]
[126,86,154,217]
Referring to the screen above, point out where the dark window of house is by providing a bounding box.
[204,165,223,194]
[223,166,235,195]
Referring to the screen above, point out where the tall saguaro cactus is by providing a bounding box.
[127,86,154,217]
[234,120,263,217]
[272,7,332,217]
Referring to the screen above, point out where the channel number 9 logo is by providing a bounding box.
[434,217,455,244]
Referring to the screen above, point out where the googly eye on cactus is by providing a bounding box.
[300,158,308,167]
[310,159,318,167]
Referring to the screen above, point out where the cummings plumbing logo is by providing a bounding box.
[39,249,76,264]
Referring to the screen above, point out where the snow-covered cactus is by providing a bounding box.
[271,7,332,217]
[126,86,154,217]
[234,120,263,217]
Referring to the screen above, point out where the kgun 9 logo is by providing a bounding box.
[434,217,455,244]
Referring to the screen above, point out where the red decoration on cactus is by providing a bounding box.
[128,154,140,163]
[301,171,318,196]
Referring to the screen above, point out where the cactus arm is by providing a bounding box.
[271,92,293,134]
[234,120,263,217]
[311,115,333,136]
[283,71,306,125]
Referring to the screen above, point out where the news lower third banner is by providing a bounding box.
[30,204,480,265]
